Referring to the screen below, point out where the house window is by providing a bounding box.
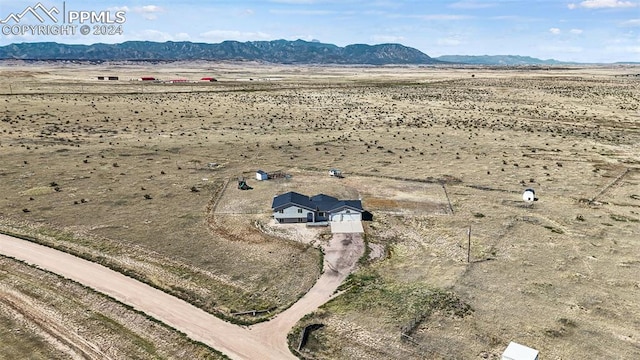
[297,208,303,213]
[319,212,325,217]
[346,210,351,213]
[278,210,284,213]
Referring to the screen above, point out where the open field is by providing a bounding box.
[0,61,639,358]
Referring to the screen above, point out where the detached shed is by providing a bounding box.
[256,170,268,181]
[502,342,539,360]
[523,188,536,202]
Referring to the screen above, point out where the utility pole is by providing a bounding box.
[442,183,454,214]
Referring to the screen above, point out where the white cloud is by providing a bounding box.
[570,28,583,34]
[371,35,405,43]
[568,0,638,9]
[138,5,163,12]
[269,0,316,3]
[449,1,496,9]
[108,6,129,12]
[416,14,472,20]
[269,9,335,15]
[134,29,178,42]
[621,18,640,26]
[437,37,462,46]
[174,32,191,41]
[134,5,164,20]
[605,45,640,53]
[539,45,583,53]
[549,27,561,34]
[199,30,272,42]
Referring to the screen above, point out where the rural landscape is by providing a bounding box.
[0,60,639,359]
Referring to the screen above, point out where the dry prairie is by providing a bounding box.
[0,61,639,359]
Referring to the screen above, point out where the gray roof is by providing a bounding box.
[272,192,363,212]
[331,200,364,212]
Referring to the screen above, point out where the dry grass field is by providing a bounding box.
[0,61,639,358]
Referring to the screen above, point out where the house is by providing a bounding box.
[139,77,155,81]
[256,170,268,181]
[272,191,363,223]
[201,77,217,82]
[108,76,119,81]
[502,342,539,360]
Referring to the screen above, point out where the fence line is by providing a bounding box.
[589,168,631,203]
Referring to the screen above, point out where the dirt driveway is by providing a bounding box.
[0,232,364,359]
[252,233,364,347]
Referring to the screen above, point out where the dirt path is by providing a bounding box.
[0,232,364,359]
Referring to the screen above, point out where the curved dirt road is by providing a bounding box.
[0,232,363,359]
[252,233,364,351]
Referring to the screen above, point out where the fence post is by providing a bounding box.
[467,226,471,263]
[442,183,454,214]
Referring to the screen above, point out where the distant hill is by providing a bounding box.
[0,40,443,65]
[435,55,571,65]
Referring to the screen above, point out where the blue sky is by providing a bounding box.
[1,0,639,62]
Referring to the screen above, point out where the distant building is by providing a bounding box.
[272,191,363,223]
[256,170,268,181]
[522,188,538,203]
[108,76,119,81]
[139,77,155,81]
[201,77,217,82]
[329,169,343,178]
[97,76,105,80]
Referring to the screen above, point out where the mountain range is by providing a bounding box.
[0,40,439,65]
[0,39,595,65]
[434,55,570,65]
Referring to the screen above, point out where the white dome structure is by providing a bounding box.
[523,188,536,203]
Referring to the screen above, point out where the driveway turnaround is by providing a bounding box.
[0,232,364,359]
